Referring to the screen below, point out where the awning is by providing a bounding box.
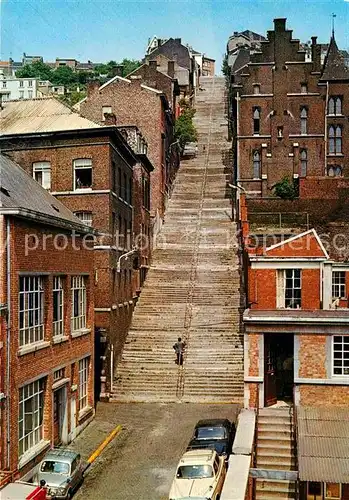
[297,407,349,483]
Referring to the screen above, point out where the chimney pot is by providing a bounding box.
[104,112,117,125]
[274,18,287,32]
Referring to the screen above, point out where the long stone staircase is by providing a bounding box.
[111,76,244,402]
[255,408,297,500]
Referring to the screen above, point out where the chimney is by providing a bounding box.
[103,112,117,125]
[274,18,286,32]
[175,38,182,45]
[311,36,321,71]
[157,39,162,47]
[149,60,158,70]
[167,60,175,78]
[87,80,100,97]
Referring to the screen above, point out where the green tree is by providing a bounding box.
[175,109,198,150]
[222,54,229,78]
[16,61,53,80]
[58,90,87,107]
[51,66,77,88]
[121,58,142,76]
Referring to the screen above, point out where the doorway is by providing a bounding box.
[264,334,294,407]
[53,386,67,445]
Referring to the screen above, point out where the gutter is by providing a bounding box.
[244,315,349,324]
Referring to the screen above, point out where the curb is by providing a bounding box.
[84,424,122,471]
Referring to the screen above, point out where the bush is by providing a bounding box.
[175,109,197,149]
[273,177,298,200]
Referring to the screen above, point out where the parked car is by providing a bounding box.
[169,449,226,500]
[35,449,84,499]
[186,419,235,459]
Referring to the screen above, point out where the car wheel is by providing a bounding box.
[66,489,73,499]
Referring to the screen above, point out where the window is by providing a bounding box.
[253,84,260,94]
[118,167,122,197]
[71,276,87,331]
[28,80,33,87]
[333,336,349,375]
[129,178,133,205]
[307,482,323,500]
[28,90,33,99]
[19,90,24,99]
[253,107,260,134]
[300,107,308,135]
[328,97,342,115]
[73,159,92,190]
[118,216,123,248]
[328,126,342,154]
[74,211,93,226]
[19,276,44,347]
[123,173,127,200]
[2,81,6,88]
[301,83,308,94]
[277,126,283,138]
[102,105,112,121]
[33,161,51,190]
[143,176,150,210]
[300,149,307,177]
[53,277,64,337]
[253,150,261,178]
[325,483,341,499]
[18,379,45,457]
[19,80,24,87]
[332,271,346,299]
[78,357,89,411]
[277,269,302,309]
[53,368,65,381]
[327,165,342,177]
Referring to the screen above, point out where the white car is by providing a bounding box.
[169,449,226,500]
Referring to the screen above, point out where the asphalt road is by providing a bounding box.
[71,402,240,500]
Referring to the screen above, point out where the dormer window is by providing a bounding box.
[253,107,261,135]
[74,159,92,190]
[328,96,342,116]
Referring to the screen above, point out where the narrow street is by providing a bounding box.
[72,403,239,500]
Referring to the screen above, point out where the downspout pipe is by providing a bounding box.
[325,82,329,175]
[6,217,11,469]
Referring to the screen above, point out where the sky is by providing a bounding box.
[1,0,348,72]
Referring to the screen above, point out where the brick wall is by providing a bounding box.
[80,78,166,218]
[1,217,94,473]
[299,385,349,407]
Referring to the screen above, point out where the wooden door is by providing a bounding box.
[53,390,61,446]
[264,335,277,407]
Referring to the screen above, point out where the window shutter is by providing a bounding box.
[276,270,285,308]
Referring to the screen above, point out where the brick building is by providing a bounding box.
[230,18,349,198]
[202,56,215,77]
[126,59,180,111]
[0,97,153,394]
[0,154,94,477]
[78,75,179,234]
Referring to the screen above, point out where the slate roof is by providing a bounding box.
[0,98,100,135]
[297,406,349,483]
[320,35,349,81]
[0,154,92,233]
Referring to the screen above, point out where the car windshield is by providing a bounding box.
[177,465,214,479]
[196,426,227,440]
[40,460,70,475]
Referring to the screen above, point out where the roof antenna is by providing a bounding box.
[331,13,336,38]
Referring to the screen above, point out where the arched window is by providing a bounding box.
[328,126,342,154]
[328,96,342,115]
[253,107,260,134]
[328,97,335,115]
[300,149,307,177]
[253,150,261,178]
[300,107,308,135]
[327,165,342,177]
